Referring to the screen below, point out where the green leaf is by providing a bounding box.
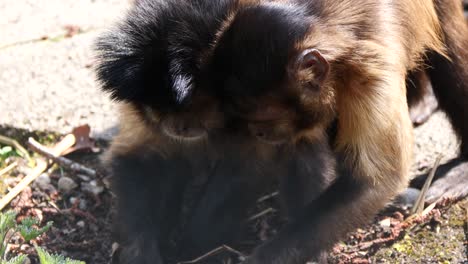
[2,255,26,264]
[35,246,85,264]
[0,147,13,156]
[17,217,53,242]
[0,211,17,234]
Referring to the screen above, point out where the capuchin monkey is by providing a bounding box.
[96,1,282,262]
[95,0,468,263]
[407,70,439,126]
[207,0,468,263]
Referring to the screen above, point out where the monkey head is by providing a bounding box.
[211,3,336,145]
[94,0,225,142]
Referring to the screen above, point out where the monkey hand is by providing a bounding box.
[240,235,318,264]
[116,239,164,264]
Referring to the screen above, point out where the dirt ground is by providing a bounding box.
[0,123,466,264]
[0,1,467,263]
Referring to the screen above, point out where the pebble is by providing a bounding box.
[76,174,91,182]
[69,197,88,210]
[77,220,85,228]
[34,173,51,189]
[393,187,421,208]
[58,176,78,193]
[81,180,104,195]
[22,257,31,264]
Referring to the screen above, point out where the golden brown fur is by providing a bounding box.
[96,0,468,263]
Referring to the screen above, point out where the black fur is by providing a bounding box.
[97,1,468,264]
[109,151,191,263]
[95,0,235,111]
[212,4,310,100]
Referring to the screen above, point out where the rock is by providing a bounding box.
[76,174,91,182]
[69,197,87,210]
[35,173,50,189]
[58,177,78,193]
[77,220,85,228]
[81,180,104,195]
[393,187,421,208]
[379,218,391,228]
[22,256,31,264]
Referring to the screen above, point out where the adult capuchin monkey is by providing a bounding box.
[207,0,468,263]
[95,0,468,263]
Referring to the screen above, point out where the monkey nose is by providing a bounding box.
[248,124,266,138]
[175,123,189,134]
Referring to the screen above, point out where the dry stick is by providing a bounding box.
[411,154,443,215]
[0,162,17,177]
[0,136,75,211]
[177,245,246,264]
[248,207,277,222]
[257,191,279,203]
[0,135,33,165]
[27,137,96,177]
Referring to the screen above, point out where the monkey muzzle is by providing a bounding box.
[248,121,293,145]
[160,116,207,141]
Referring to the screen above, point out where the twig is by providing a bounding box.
[0,162,17,177]
[0,135,33,165]
[0,159,47,211]
[0,136,74,210]
[248,208,277,222]
[411,154,443,215]
[27,137,96,177]
[177,245,245,264]
[257,191,279,203]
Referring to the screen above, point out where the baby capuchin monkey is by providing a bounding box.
[96,0,468,264]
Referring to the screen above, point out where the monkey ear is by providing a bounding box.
[297,49,329,86]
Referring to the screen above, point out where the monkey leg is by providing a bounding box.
[429,0,468,158]
[244,67,412,263]
[109,152,191,264]
[276,140,336,264]
[406,70,438,126]
[178,155,271,261]
[279,139,336,221]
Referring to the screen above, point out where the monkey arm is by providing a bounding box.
[245,166,397,264]
[180,154,272,260]
[246,70,412,263]
[109,151,192,264]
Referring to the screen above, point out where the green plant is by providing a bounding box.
[0,211,18,258]
[1,255,26,264]
[35,246,85,264]
[0,211,84,264]
[0,146,21,167]
[17,217,52,243]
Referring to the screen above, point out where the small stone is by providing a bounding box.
[22,256,31,264]
[35,173,51,190]
[379,218,391,228]
[77,174,91,182]
[70,197,78,204]
[69,197,87,210]
[393,187,421,208]
[81,180,104,195]
[58,177,78,193]
[77,220,85,228]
